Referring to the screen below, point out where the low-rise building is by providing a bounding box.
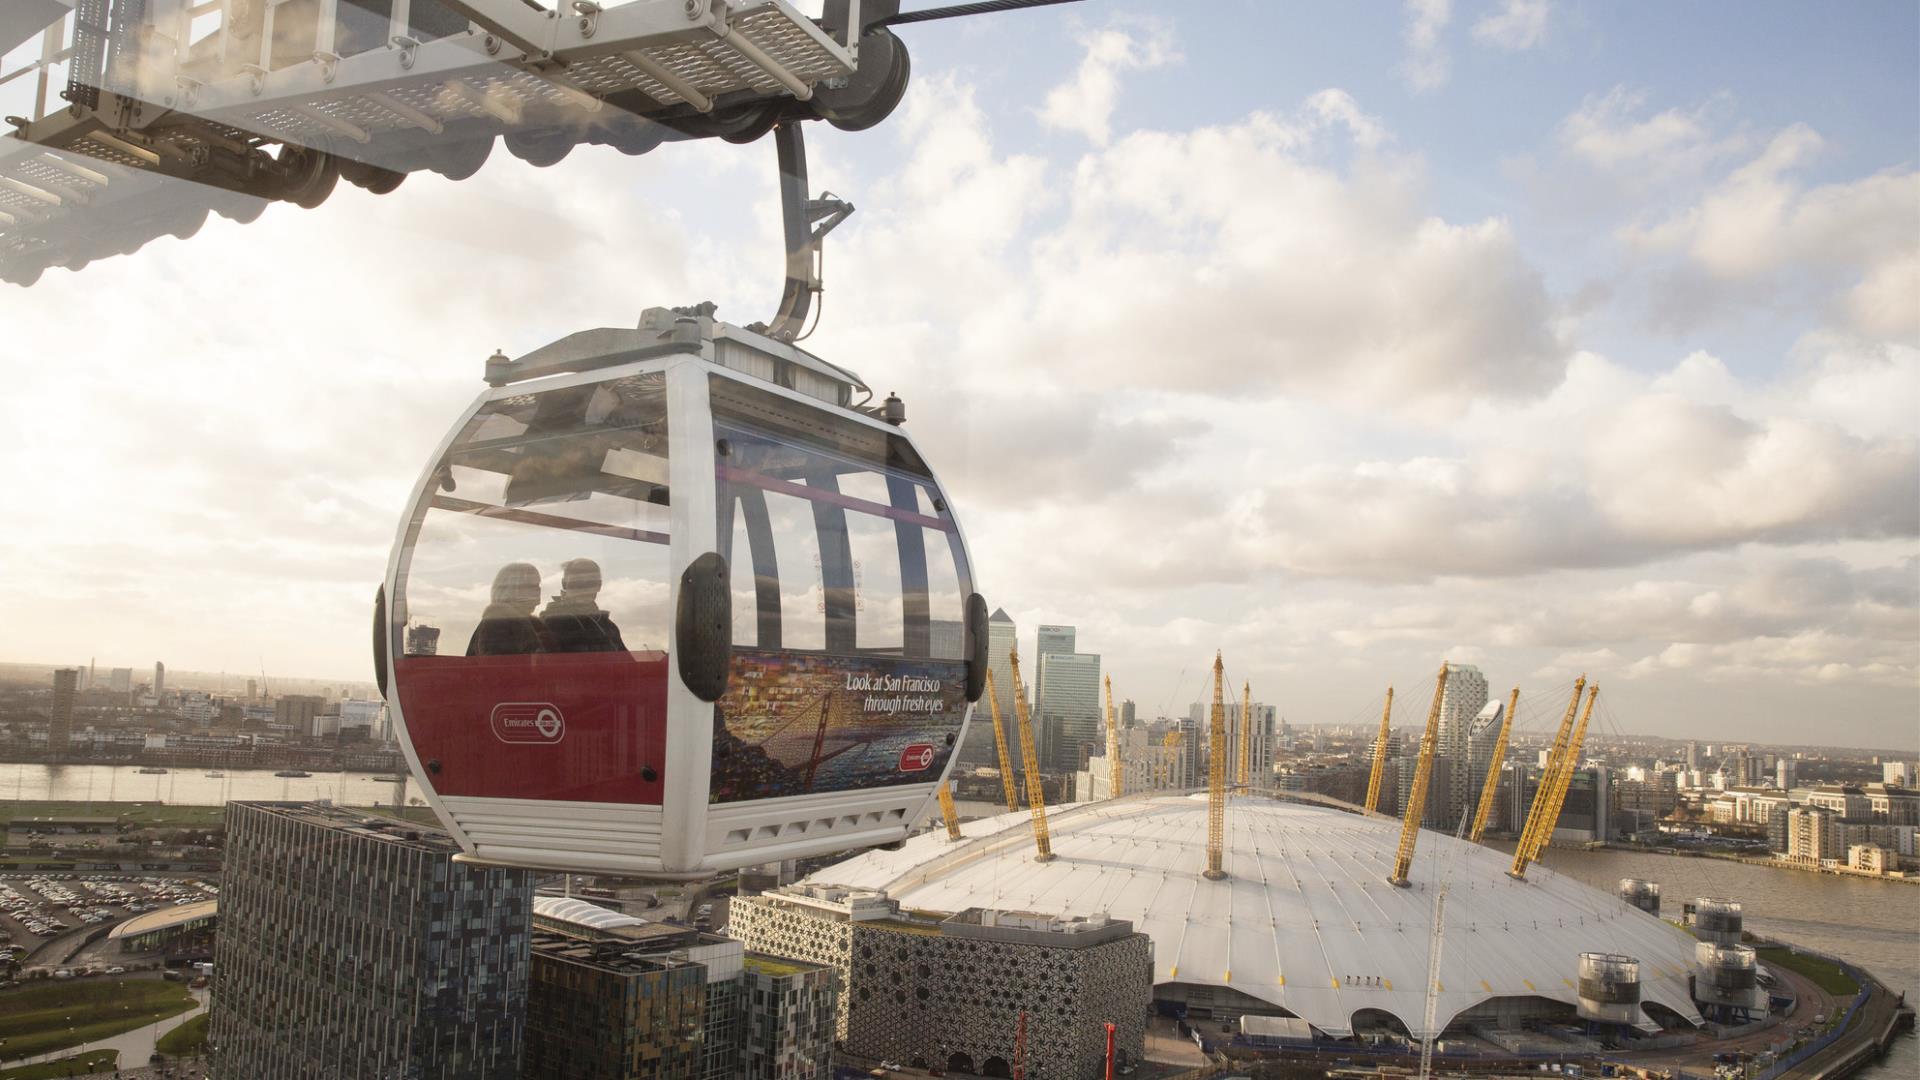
[525,927,708,1079]
[525,895,834,1080]
[1849,844,1892,874]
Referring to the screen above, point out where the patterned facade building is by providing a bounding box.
[732,885,1153,1080]
[211,802,532,1079]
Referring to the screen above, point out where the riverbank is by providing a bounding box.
[1577,842,1918,884]
[1,746,406,772]
[1535,846,1917,1080]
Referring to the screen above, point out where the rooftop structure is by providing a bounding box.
[808,792,1706,1038]
[108,898,218,951]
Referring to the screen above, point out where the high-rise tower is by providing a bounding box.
[49,668,78,755]
[959,608,1020,768]
[1433,664,1489,827]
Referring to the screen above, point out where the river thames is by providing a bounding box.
[2,761,409,808]
[1538,845,1915,1079]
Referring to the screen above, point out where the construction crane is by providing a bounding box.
[1204,651,1228,881]
[1520,684,1598,866]
[1469,687,1519,842]
[1103,674,1123,799]
[938,782,961,841]
[1509,676,1586,880]
[983,667,1020,813]
[1363,686,1394,813]
[1236,679,1252,786]
[1007,646,1054,862]
[1389,663,1448,887]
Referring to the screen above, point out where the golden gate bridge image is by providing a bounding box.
[710,652,965,803]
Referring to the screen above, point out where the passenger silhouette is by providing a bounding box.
[540,558,629,653]
[467,562,552,656]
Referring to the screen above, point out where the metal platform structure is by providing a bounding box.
[0,0,954,284]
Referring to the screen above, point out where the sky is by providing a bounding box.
[1,1,1916,749]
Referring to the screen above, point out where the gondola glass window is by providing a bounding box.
[709,375,974,803]
[398,372,673,659]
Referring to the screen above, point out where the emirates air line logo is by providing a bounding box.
[898,743,937,773]
[491,703,566,745]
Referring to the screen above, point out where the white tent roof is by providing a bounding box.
[809,794,1704,1037]
[533,895,644,932]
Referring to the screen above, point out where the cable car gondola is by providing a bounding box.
[379,299,988,876]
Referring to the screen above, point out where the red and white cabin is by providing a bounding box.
[380,305,987,876]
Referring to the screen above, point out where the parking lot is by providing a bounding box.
[0,872,218,977]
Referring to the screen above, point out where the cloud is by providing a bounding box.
[1473,0,1551,50]
[1108,350,1919,586]
[1014,115,1562,406]
[1624,124,1920,338]
[1559,87,1743,179]
[1037,23,1178,146]
[827,82,1564,412]
[1402,0,1454,93]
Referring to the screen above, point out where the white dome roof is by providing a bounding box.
[808,794,1705,1037]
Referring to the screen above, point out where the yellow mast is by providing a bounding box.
[1364,687,1394,813]
[1470,687,1519,842]
[1159,729,1182,789]
[1237,680,1253,786]
[938,782,962,841]
[1104,674,1124,799]
[1389,664,1449,887]
[1509,676,1586,880]
[983,668,1019,813]
[1007,646,1053,862]
[1205,652,1229,880]
[1522,685,1598,865]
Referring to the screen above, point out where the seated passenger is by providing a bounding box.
[467,562,551,656]
[541,558,629,653]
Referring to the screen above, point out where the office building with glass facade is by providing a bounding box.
[211,802,533,1079]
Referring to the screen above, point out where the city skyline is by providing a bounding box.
[3,3,1914,749]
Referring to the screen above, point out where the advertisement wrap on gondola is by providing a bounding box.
[711,651,968,803]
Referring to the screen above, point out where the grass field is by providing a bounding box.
[0,979,197,1062]
[1758,947,1861,997]
[154,1013,208,1056]
[0,801,226,829]
[0,1050,117,1079]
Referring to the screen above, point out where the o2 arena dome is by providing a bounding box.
[809,793,1705,1038]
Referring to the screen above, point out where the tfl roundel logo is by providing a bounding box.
[898,743,937,773]
[491,703,565,745]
